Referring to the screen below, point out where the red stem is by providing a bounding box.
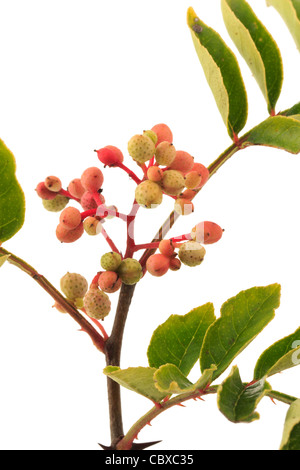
[59,188,81,202]
[115,162,142,185]
[133,233,191,252]
[81,209,97,220]
[124,200,139,258]
[101,226,122,255]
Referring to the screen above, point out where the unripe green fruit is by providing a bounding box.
[83,288,111,320]
[178,241,206,267]
[44,175,62,192]
[155,142,176,166]
[135,180,163,209]
[143,130,158,145]
[83,217,102,235]
[162,170,185,196]
[184,170,202,190]
[42,194,69,212]
[59,207,82,229]
[117,258,143,285]
[146,254,170,277]
[60,272,88,302]
[128,134,155,164]
[101,252,122,271]
[98,271,122,293]
[174,198,194,216]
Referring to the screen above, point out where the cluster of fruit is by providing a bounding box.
[36,123,223,322]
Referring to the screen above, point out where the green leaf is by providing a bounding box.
[147,303,216,376]
[280,399,300,450]
[153,364,216,395]
[200,284,281,381]
[247,115,300,154]
[103,366,167,403]
[221,0,283,113]
[0,253,10,267]
[281,102,300,116]
[187,7,248,139]
[217,366,271,423]
[0,140,25,242]
[267,0,300,52]
[254,327,300,380]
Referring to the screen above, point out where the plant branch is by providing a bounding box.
[0,247,106,353]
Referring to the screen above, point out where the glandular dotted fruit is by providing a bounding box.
[83,288,111,320]
[135,180,163,208]
[178,241,206,267]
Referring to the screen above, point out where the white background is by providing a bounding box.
[0,0,300,451]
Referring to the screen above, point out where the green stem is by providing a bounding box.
[266,390,298,406]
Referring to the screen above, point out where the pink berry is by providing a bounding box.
[56,222,84,243]
[169,258,182,271]
[159,239,175,257]
[36,182,57,200]
[98,271,122,293]
[44,176,62,192]
[169,150,194,174]
[96,146,124,167]
[174,198,194,216]
[59,207,82,230]
[68,178,85,199]
[191,163,209,188]
[191,221,223,244]
[151,124,173,146]
[81,167,104,192]
[146,254,170,277]
[147,166,163,182]
[80,191,105,211]
[180,189,197,200]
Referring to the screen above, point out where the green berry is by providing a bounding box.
[135,180,163,209]
[143,129,158,145]
[178,241,206,267]
[162,170,185,196]
[128,134,155,164]
[117,258,143,285]
[101,252,122,271]
[155,142,176,166]
[60,272,88,302]
[83,217,102,235]
[83,288,111,320]
[42,194,69,212]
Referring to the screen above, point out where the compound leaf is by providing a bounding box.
[187,7,248,139]
[200,284,281,381]
[267,0,300,52]
[0,140,25,242]
[222,0,283,113]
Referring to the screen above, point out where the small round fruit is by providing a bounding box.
[184,171,202,190]
[180,189,197,200]
[174,198,194,216]
[143,129,158,145]
[42,194,69,212]
[151,123,173,146]
[44,176,62,192]
[96,146,124,167]
[59,207,82,229]
[169,150,194,174]
[191,221,223,244]
[56,222,84,243]
[178,241,206,267]
[81,167,104,192]
[192,163,209,188]
[128,134,155,164]
[159,239,175,257]
[36,182,57,200]
[117,258,143,285]
[146,254,170,277]
[135,180,163,209]
[169,258,181,271]
[83,288,111,320]
[83,216,102,235]
[68,178,85,199]
[98,271,122,293]
[162,170,185,196]
[60,272,88,302]
[101,252,122,271]
[80,191,105,210]
[147,166,163,182]
[155,142,176,166]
